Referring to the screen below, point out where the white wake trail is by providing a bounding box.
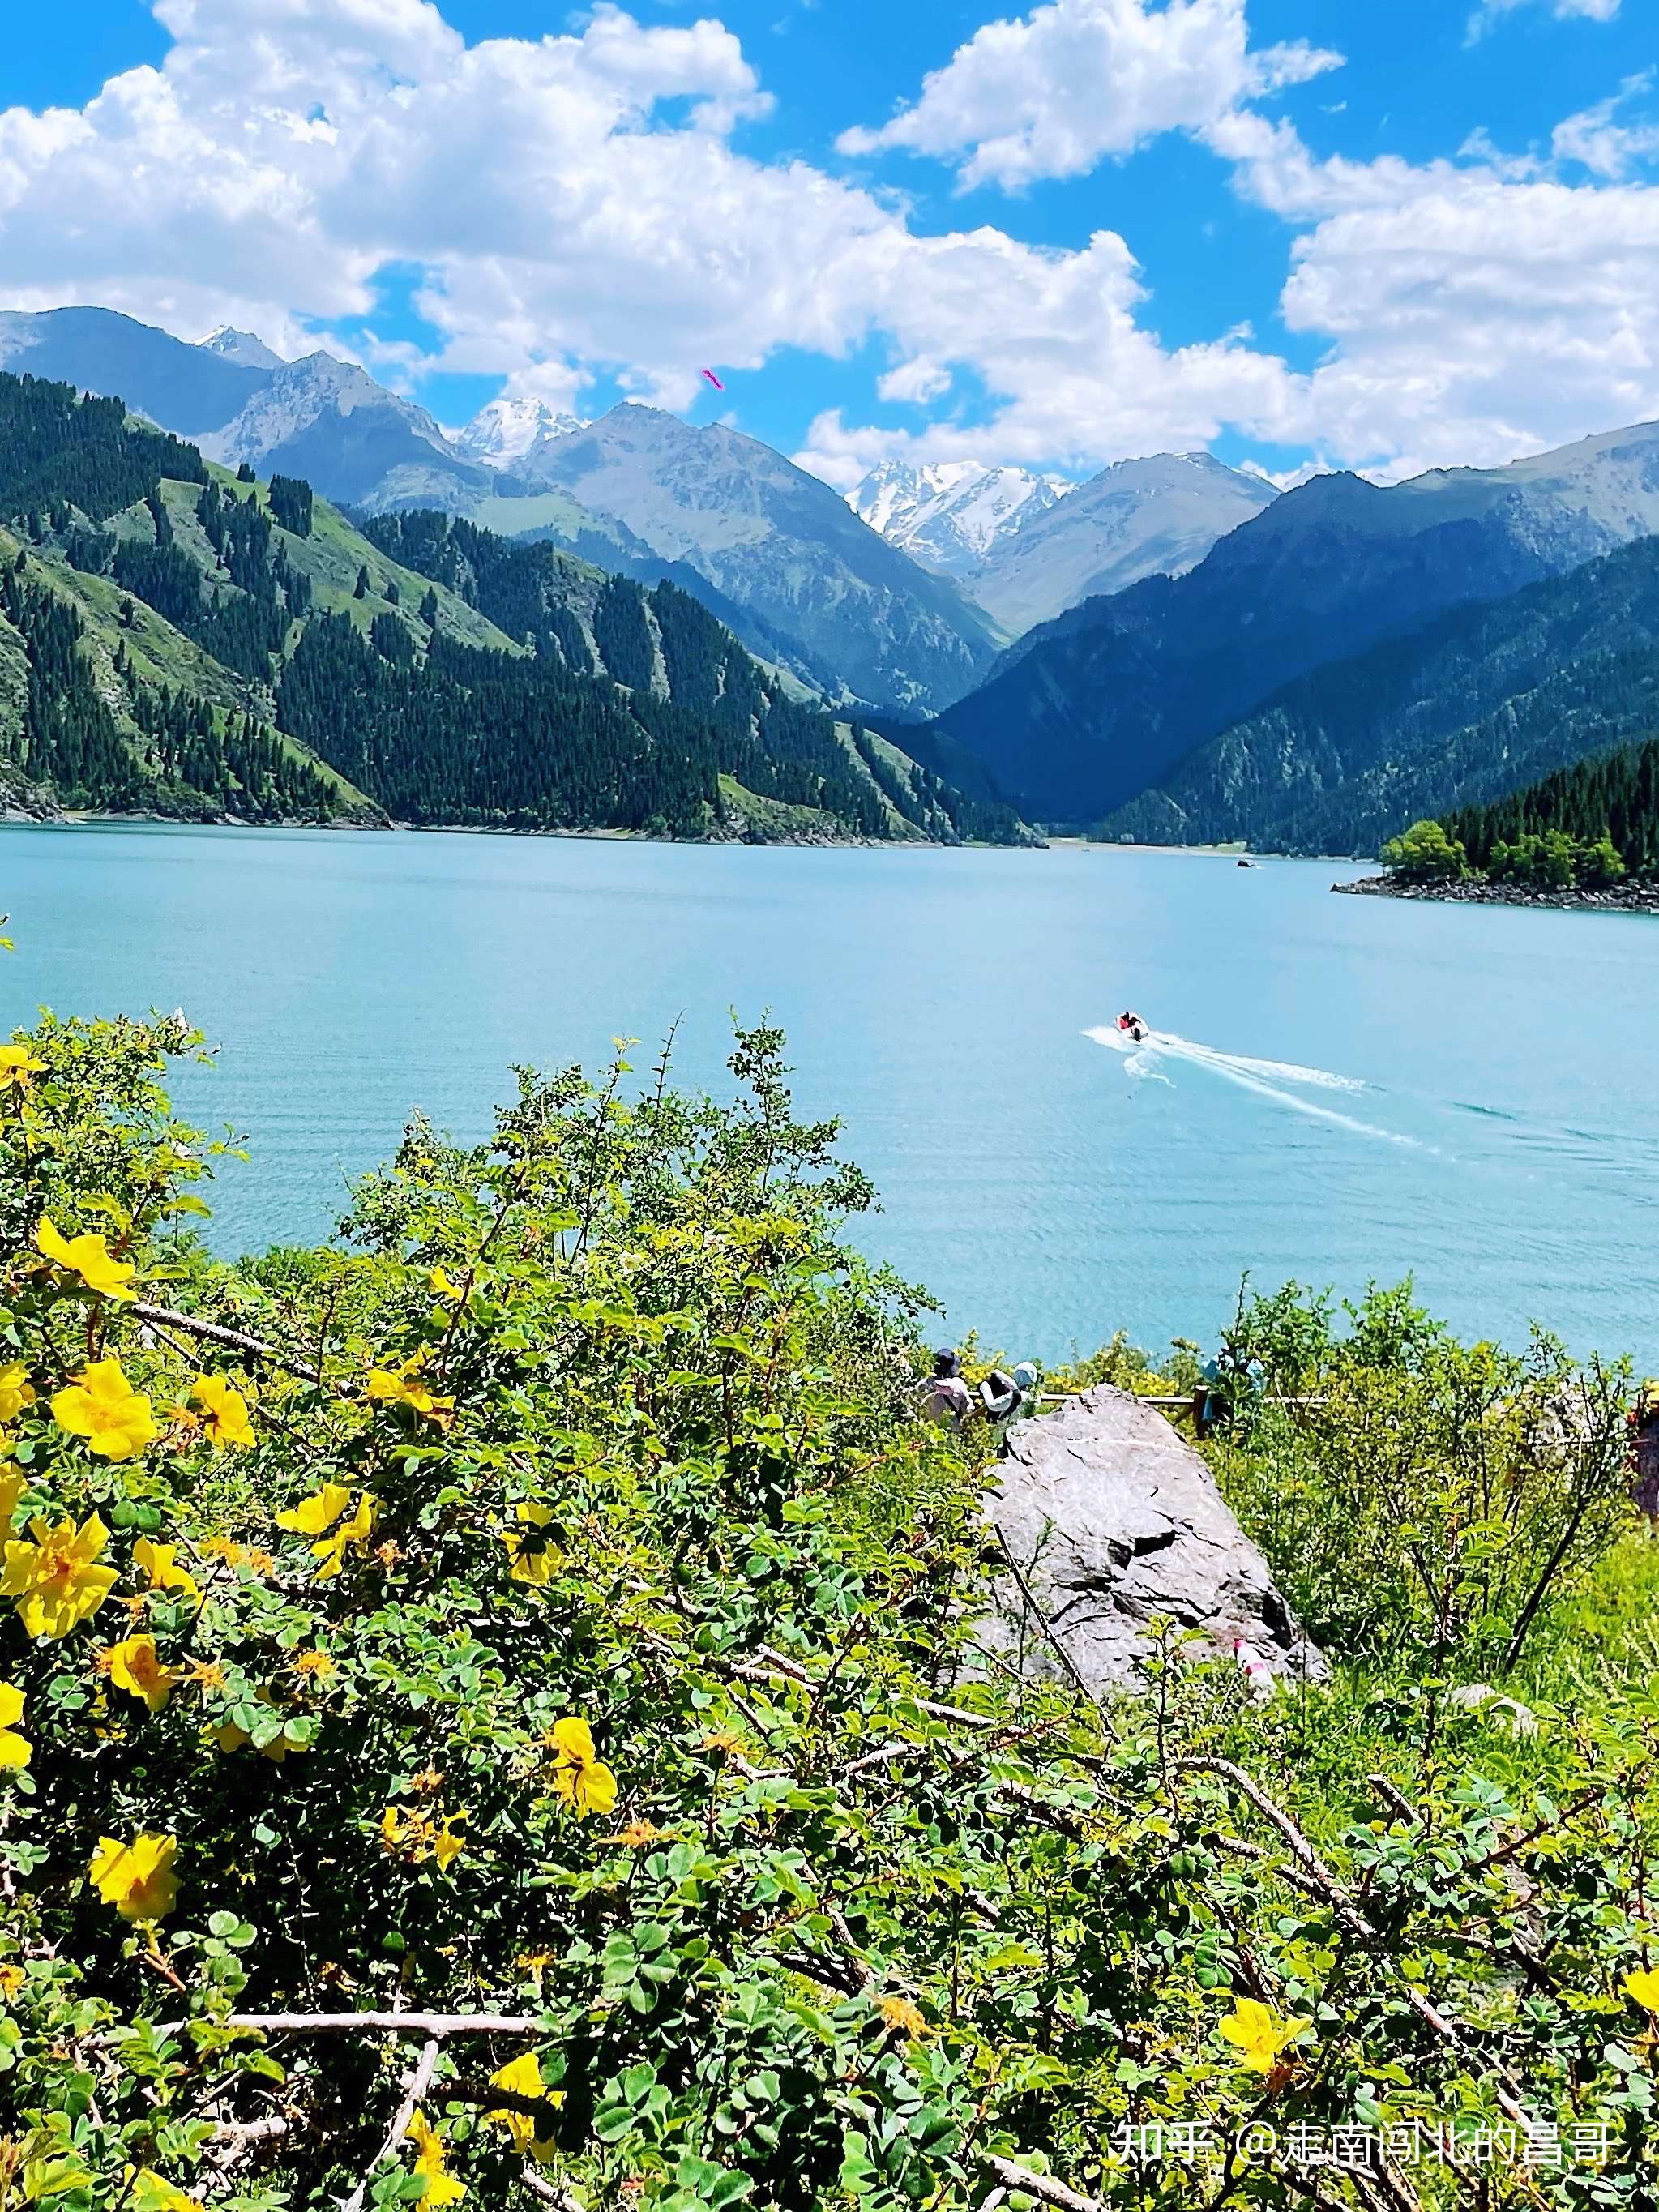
[1085,1025,1423,1150]
[1152,1032,1365,1092]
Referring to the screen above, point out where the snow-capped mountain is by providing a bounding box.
[970,451,1280,633]
[848,460,1070,581]
[451,395,586,470]
[198,326,287,371]
[513,404,1002,712]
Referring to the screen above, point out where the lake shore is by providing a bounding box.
[1336,872,1659,916]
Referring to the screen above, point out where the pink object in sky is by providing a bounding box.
[701,368,725,391]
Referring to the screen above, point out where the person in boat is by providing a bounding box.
[1116,1011,1148,1043]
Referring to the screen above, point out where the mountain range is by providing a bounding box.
[17,302,1659,858]
[932,418,1659,830]
[0,369,1025,846]
[1104,532,1659,855]
[849,452,1276,634]
[0,309,1001,717]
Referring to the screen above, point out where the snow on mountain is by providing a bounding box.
[198,326,286,371]
[848,460,1069,580]
[515,404,1002,713]
[451,396,587,469]
[970,451,1280,633]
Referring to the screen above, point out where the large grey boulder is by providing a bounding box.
[983,1384,1326,1692]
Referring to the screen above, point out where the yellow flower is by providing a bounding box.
[190,1374,255,1450]
[133,1539,199,1602]
[34,1216,137,1301]
[187,1660,227,1692]
[486,2052,563,2160]
[1218,1997,1311,2074]
[502,1502,560,1587]
[2,1512,118,1638]
[89,1832,179,1922]
[0,1681,31,1769]
[292,1649,336,1682]
[212,1721,252,1754]
[548,1717,618,1817]
[104,1634,180,1714]
[366,1355,454,1423]
[405,2111,464,2207]
[52,1358,157,1461]
[129,2167,204,2212]
[312,1492,377,1581]
[0,1364,34,1423]
[875,1995,927,2039]
[275,1482,352,1535]
[1626,1966,1659,2013]
[0,1042,45,1100]
[0,1468,23,1530]
[0,1961,24,1999]
[381,1803,467,1872]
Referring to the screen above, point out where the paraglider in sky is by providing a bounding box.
[701,368,725,391]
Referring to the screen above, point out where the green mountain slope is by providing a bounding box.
[0,372,1029,844]
[1101,533,1659,854]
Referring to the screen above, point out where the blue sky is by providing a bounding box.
[3,0,1658,484]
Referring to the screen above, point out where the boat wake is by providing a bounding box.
[1085,1025,1423,1149]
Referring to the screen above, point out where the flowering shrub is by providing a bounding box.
[0,1012,1655,2210]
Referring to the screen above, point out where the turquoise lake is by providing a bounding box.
[2,821,1655,1366]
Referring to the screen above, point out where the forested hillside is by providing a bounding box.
[1439,734,1659,880]
[1101,534,1659,854]
[0,373,1026,844]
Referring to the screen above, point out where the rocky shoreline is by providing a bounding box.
[1336,872,1659,916]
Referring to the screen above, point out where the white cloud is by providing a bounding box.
[836,0,1340,191]
[1208,109,1659,477]
[1551,74,1659,178]
[1467,0,1619,43]
[0,0,1309,469]
[2,0,1658,498]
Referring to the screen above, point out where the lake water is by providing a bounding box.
[2,822,1656,1367]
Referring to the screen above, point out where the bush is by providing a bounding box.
[1379,819,1466,881]
[1212,1283,1632,1674]
[1,1016,1657,2210]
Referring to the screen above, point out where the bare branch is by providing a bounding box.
[134,1301,322,1383]
[989,1527,1097,1709]
[341,2035,439,2212]
[1367,1774,1417,1825]
[160,2009,543,2038]
[981,2154,1101,2212]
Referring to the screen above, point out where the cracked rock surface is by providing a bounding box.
[984,1384,1327,1693]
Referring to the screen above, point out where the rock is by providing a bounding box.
[983,1384,1326,1692]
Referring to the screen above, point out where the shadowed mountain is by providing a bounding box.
[933,418,1659,825]
[1104,533,1659,855]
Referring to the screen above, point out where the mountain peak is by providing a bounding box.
[452,394,586,468]
[198,325,286,371]
[848,460,1071,580]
